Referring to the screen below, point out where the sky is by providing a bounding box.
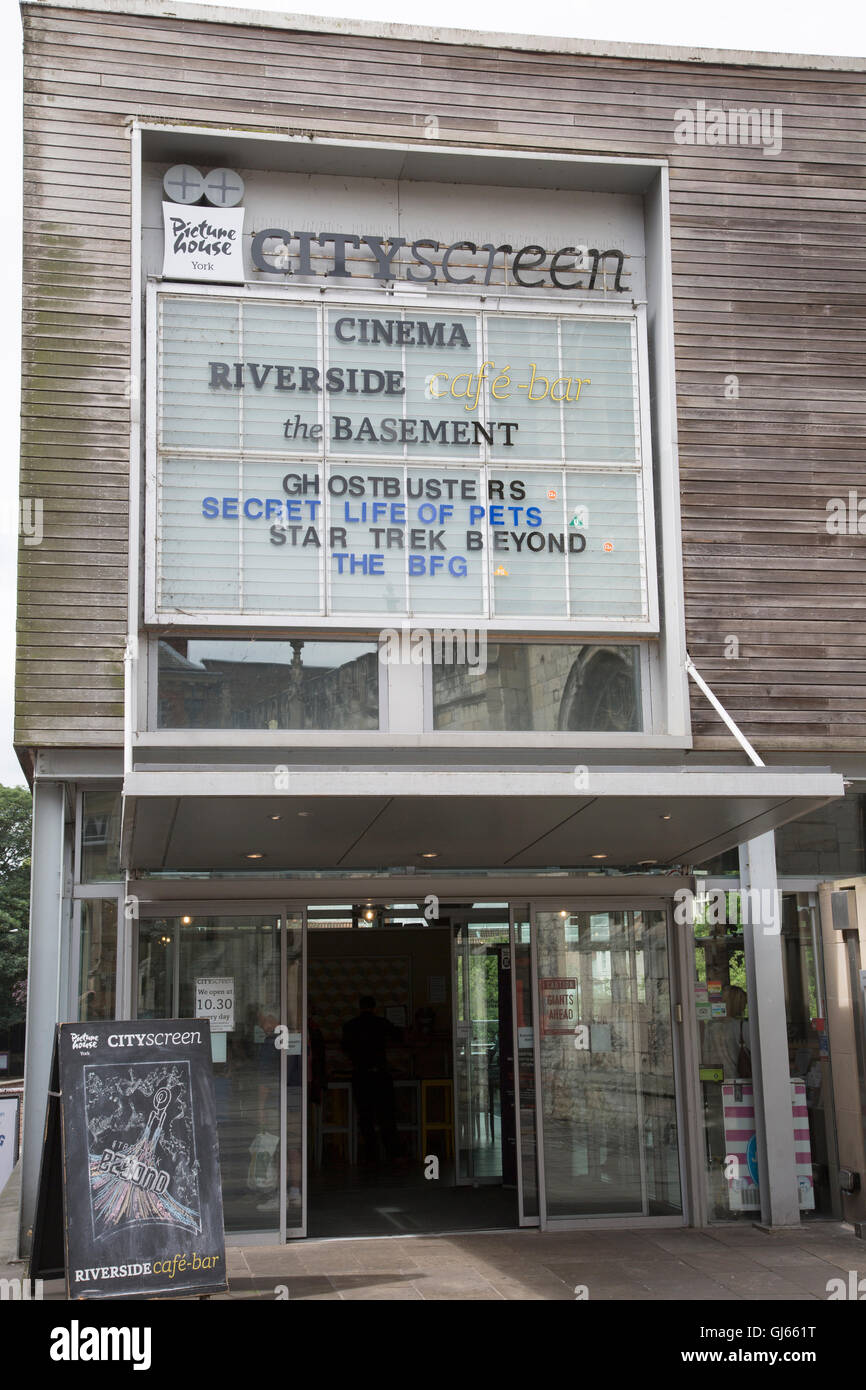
[0,0,863,788]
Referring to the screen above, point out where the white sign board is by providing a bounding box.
[149,291,657,631]
[0,1096,20,1195]
[162,204,245,285]
[195,976,235,1032]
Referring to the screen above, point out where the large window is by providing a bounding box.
[81,789,122,881]
[78,899,118,1021]
[432,642,642,732]
[781,894,838,1219]
[157,638,379,730]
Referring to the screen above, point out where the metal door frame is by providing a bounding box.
[510,904,540,1227]
[450,908,512,1189]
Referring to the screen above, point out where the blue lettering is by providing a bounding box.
[333,553,385,575]
[222,497,239,519]
[202,496,219,518]
[243,497,263,520]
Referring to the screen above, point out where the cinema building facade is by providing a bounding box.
[15,0,866,1248]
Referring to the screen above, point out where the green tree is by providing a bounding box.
[0,785,32,1030]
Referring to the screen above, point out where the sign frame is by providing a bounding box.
[30,1020,228,1300]
[143,281,659,634]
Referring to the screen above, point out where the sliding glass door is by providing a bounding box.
[533,907,682,1221]
[136,906,307,1238]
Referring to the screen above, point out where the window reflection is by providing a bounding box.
[81,789,122,881]
[432,643,641,733]
[79,899,118,1020]
[157,638,379,730]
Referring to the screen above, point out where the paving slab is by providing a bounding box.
[3,1166,863,1303]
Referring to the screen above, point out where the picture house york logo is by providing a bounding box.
[674,100,783,157]
[162,164,245,284]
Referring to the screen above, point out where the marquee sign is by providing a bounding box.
[146,288,658,630]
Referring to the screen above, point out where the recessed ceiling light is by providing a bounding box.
[364,909,375,921]
[269,814,281,821]
[661,813,672,821]
[638,859,657,866]
[181,915,192,925]
[591,853,607,860]
[420,851,439,859]
[560,910,568,918]
[245,852,265,860]
[297,811,310,818]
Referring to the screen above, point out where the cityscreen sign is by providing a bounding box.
[147,290,657,631]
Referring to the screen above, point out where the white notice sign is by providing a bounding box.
[0,1096,20,1195]
[195,976,235,1032]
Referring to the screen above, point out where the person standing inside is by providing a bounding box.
[341,996,402,1165]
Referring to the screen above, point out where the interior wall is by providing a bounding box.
[308,927,452,1081]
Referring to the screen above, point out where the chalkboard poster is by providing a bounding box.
[31,1020,228,1299]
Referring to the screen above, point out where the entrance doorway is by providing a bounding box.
[307,903,521,1238]
[133,897,686,1238]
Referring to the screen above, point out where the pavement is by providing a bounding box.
[215,1221,866,1300]
[3,1159,865,1300]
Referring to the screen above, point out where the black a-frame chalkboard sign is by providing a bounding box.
[31,1020,228,1299]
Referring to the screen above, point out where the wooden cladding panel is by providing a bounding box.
[16,4,866,751]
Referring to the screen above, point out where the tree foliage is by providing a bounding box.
[0,785,32,1030]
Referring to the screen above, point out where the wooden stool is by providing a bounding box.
[421,1079,453,1159]
[315,1081,353,1167]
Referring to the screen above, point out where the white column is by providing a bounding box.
[17,780,66,1257]
[738,830,800,1226]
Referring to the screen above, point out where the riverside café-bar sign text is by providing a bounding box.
[150,293,656,630]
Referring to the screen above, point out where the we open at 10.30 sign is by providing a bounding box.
[150,292,656,630]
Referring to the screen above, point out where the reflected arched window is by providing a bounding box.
[558,647,640,732]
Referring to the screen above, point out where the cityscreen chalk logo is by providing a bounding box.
[84,1063,202,1237]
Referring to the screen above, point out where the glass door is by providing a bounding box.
[136,906,307,1238]
[452,913,512,1185]
[533,906,682,1221]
